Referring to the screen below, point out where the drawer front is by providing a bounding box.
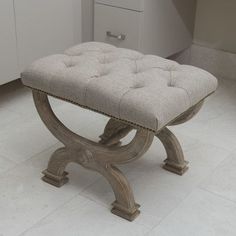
[94,4,142,50]
[95,0,144,12]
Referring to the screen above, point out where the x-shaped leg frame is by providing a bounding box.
[32,90,203,221]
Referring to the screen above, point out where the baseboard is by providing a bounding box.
[171,44,236,81]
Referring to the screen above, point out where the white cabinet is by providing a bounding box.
[95,0,144,11]
[14,0,82,71]
[0,0,19,85]
[0,0,81,86]
[94,4,142,50]
[94,0,197,57]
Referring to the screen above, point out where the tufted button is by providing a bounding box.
[99,60,106,65]
[168,82,175,87]
[133,86,143,89]
[131,83,144,89]
[64,61,76,68]
[74,52,83,56]
[99,58,111,65]
[99,69,110,77]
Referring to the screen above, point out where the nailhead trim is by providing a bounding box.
[24,84,213,134]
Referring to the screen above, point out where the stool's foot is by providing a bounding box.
[156,127,189,176]
[41,148,70,187]
[97,164,140,221]
[111,202,140,221]
[42,170,69,187]
[163,160,189,176]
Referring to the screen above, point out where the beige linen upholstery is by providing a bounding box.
[21,42,218,132]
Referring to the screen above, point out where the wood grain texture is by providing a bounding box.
[100,101,204,176]
[32,89,203,221]
[32,90,154,221]
[156,127,188,175]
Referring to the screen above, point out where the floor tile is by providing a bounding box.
[21,195,150,236]
[0,107,22,130]
[0,115,58,163]
[171,108,236,152]
[0,144,100,236]
[0,76,235,235]
[0,154,16,174]
[148,189,236,236]
[200,151,236,203]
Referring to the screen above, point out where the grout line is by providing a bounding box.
[197,149,235,185]
[18,177,111,236]
[143,187,200,235]
[0,142,61,178]
[198,186,236,205]
[144,186,236,236]
[174,129,234,153]
[18,193,83,236]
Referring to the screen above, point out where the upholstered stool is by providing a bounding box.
[21,42,217,221]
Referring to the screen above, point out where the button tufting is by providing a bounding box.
[99,60,106,65]
[168,83,176,87]
[76,52,83,56]
[64,62,75,68]
[131,83,144,89]
[132,86,143,89]
[100,70,110,76]
[22,41,218,133]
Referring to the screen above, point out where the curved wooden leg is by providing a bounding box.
[156,102,204,175]
[156,127,188,175]
[85,162,140,221]
[170,101,204,126]
[32,90,154,221]
[42,146,140,220]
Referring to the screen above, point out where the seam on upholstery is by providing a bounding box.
[169,70,173,86]
[84,75,100,106]
[118,88,133,120]
[135,60,138,73]
[24,84,214,134]
[155,117,158,132]
[169,69,191,106]
[175,86,192,107]
[152,70,173,131]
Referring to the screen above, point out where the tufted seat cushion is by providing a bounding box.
[22,42,218,132]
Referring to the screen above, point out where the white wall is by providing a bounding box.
[194,0,236,53]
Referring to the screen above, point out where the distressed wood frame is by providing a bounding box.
[32,89,203,221]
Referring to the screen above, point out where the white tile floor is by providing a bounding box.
[0,78,236,236]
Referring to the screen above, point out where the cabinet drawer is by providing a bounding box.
[95,0,144,12]
[94,4,142,50]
